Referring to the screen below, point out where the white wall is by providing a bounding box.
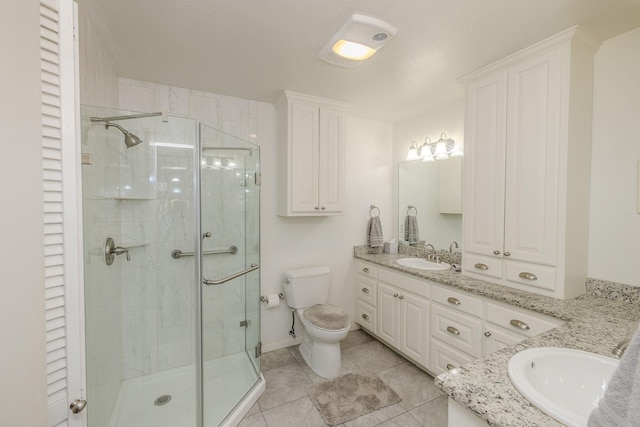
[0,1,48,426]
[588,27,640,286]
[260,111,394,349]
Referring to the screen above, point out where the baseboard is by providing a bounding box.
[261,336,303,353]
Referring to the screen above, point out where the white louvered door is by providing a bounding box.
[41,1,83,426]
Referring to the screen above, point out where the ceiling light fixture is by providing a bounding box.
[318,14,397,68]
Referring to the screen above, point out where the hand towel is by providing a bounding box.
[588,322,640,427]
[367,216,384,247]
[404,215,420,244]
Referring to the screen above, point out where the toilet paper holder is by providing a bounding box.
[260,293,284,303]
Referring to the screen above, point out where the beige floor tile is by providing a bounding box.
[409,395,448,427]
[300,354,361,383]
[238,412,267,427]
[377,412,423,427]
[341,329,375,350]
[244,402,261,417]
[262,396,328,427]
[258,363,311,410]
[261,347,297,372]
[342,340,406,372]
[343,403,406,427]
[288,345,304,363]
[377,363,444,410]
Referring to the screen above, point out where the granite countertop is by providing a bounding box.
[354,248,640,427]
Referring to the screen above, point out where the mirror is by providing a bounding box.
[398,157,462,252]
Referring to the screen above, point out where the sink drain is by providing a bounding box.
[154,395,172,406]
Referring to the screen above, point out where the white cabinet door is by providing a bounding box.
[318,107,344,213]
[463,70,507,259]
[377,282,400,347]
[289,102,319,213]
[399,292,429,367]
[483,325,524,355]
[504,48,561,266]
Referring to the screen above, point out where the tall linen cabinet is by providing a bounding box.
[461,27,601,299]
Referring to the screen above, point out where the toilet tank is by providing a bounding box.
[282,266,331,309]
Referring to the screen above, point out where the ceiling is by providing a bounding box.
[82,0,640,123]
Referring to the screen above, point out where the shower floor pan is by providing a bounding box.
[109,352,263,427]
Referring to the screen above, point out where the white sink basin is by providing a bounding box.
[508,347,619,427]
[396,258,451,271]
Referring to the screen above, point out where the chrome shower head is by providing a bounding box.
[104,122,143,148]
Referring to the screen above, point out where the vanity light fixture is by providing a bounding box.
[318,14,397,67]
[406,133,463,161]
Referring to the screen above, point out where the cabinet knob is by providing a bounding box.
[504,252,511,257]
[446,364,456,370]
[363,267,369,273]
[362,313,369,320]
[314,206,319,210]
[484,331,492,337]
[399,295,404,300]
[393,294,399,298]
[510,319,530,331]
[518,272,537,281]
[321,207,326,210]
[493,250,501,255]
[447,297,461,305]
[474,263,489,271]
[446,326,460,336]
[361,287,370,294]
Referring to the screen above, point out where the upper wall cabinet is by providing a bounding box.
[276,91,349,216]
[461,27,601,299]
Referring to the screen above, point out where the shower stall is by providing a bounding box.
[80,106,263,427]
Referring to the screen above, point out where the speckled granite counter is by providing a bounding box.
[354,248,640,427]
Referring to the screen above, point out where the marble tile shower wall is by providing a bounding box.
[116,79,258,375]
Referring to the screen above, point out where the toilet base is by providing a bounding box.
[298,334,342,379]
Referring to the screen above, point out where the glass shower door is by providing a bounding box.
[199,124,261,426]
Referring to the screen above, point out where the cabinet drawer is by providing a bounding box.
[462,253,503,279]
[356,301,376,334]
[357,275,377,306]
[431,304,483,358]
[432,285,483,318]
[430,338,474,376]
[485,301,562,338]
[378,268,430,298]
[505,261,556,291]
[356,260,378,279]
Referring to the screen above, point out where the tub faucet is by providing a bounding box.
[612,338,631,358]
[423,243,436,262]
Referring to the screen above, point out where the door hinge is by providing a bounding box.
[254,172,261,186]
[81,153,92,165]
[240,320,251,328]
[255,341,262,358]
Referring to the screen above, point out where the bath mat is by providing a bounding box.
[306,371,401,425]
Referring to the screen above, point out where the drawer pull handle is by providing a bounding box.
[484,331,492,337]
[493,250,501,255]
[446,364,456,370]
[399,295,404,300]
[447,297,461,305]
[504,252,511,257]
[363,267,370,273]
[361,287,370,294]
[474,263,488,270]
[519,272,537,280]
[362,313,370,320]
[446,326,460,336]
[510,319,530,331]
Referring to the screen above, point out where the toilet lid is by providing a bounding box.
[303,304,350,331]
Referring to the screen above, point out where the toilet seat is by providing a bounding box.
[302,304,350,332]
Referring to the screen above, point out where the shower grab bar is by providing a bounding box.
[172,246,238,259]
[203,263,259,286]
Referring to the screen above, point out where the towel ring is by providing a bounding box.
[407,205,418,216]
[369,205,381,218]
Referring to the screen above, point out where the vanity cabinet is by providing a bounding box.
[461,27,600,299]
[355,261,378,333]
[276,91,348,216]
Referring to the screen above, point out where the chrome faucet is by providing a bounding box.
[423,243,437,262]
[449,241,459,253]
[612,338,631,358]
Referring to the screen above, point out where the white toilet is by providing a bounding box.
[283,266,350,379]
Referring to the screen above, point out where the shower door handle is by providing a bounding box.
[203,263,259,286]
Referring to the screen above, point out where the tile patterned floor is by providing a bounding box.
[239,330,447,427]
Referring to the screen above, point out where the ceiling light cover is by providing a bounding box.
[319,14,397,68]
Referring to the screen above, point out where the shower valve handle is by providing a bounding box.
[105,237,132,265]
